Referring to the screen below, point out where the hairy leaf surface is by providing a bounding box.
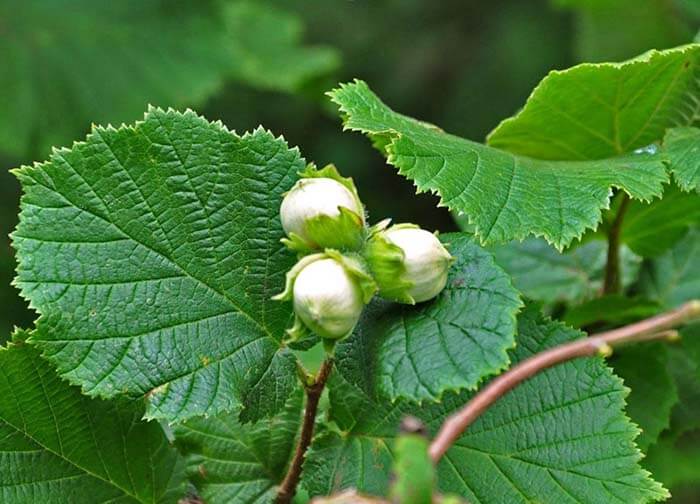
[13,108,302,423]
[335,233,521,403]
[304,305,667,503]
[330,80,668,249]
[0,338,185,503]
[175,390,302,504]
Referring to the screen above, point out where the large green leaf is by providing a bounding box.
[0,336,185,503]
[0,0,338,157]
[491,238,640,304]
[12,108,303,423]
[487,45,700,160]
[174,389,302,504]
[335,233,521,403]
[304,305,667,503]
[639,228,700,308]
[329,80,668,249]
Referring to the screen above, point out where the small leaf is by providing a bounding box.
[174,389,302,504]
[390,428,434,504]
[329,80,668,249]
[334,233,521,403]
[13,108,303,423]
[487,45,700,160]
[491,238,640,304]
[303,305,668,503]
[0,338,185,503]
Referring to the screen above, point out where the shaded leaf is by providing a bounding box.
[612,343,678,451]
[335,233,521,403]
[330,80,667,249]
[174,389,302,504]
[0,0,338,157]
[621,185,700,257]
[12,108,303,423]
[491,238,640,304]
[563,294,660,328]
[0,338,185,503]
[639,228,700,308]
[304,305,667,503]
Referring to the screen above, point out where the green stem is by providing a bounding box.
[603,193,630,295]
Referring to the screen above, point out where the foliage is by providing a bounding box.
[2,5,700,503]
[0,0,338,158]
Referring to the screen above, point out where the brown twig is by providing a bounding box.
[277,358,334,503]
[603,193,630,294]
[428,300,700,462]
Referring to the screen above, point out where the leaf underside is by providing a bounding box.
[0,339,185,504]
[13,108,302,423]
[487,45,700,161]
[303,305,667,504]
[335,233,522,403]
[329,80,668,249]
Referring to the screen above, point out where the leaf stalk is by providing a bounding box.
[277,358,334,503]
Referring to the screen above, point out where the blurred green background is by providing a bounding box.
[1,0,698,499]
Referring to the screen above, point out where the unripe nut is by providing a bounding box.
[367,224,453,304]
[280,177,364,249]
[292,257,364,339]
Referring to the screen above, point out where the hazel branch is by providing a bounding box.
[428,301,700,462]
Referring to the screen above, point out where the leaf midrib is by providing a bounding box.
[26,156,277,344]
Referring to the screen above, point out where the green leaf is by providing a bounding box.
[0,338,185,503]
[663,127,700,192]
[329,80,668,249]
[174,389,302,504]
[225,1,339,93]
[612,343,679,451]
[639,228,700,308]
[334,233,522,403]
[12,108,303,423]
[0,0,338,157]
[562,295,660,328]
[620,185,700,257]
[304,305,667,503]
[491,238,640,304]
[487,45,700,160]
